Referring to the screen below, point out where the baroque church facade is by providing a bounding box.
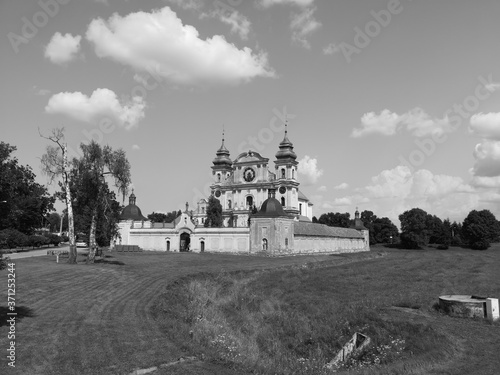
[116,127,369,255]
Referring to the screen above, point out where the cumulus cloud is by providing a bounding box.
[45,88,146,129]
[471,140,500,177]
[298,155,323,185]
[32,86,51,96]
[470,112,500,140]
[352,108,453,138]
[201,7,251,40]
[290,6,321,48]
[333,183,349,190]
[132,144,141,151]
[44,32,82,64]
[317,185,327,192]
[471,176,500,188]
[85,7,275,87]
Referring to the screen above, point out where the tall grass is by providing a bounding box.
[152,262,454,374]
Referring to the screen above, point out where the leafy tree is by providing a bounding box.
[312,216,318,223]
[46,212,61,233]
[426,214,446,244]
[0,142,55,234]
[148,212,168,223]
[372,217,399,244]
[450,221,463,246]
[204,196,223,227]
[462,209,500,250]
[70,141,130,263]
[399,208,429,249]
[40,128,77,263]
[318,212,351,228]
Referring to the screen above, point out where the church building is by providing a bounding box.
[116,126,369,255]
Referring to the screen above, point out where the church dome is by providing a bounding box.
[253,188,291,218]
[120,191,147,221]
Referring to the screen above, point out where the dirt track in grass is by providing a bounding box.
[0,250,355,375]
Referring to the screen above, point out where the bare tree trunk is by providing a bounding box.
[63,144,77,264]
[87,210,97,264]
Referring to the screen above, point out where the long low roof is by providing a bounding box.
[294,222,364,238]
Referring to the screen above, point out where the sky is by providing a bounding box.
[2,0,500,227]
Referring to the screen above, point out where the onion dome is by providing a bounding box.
[120,191,147,221]
[212,131,232,166]
[275,122,297,160]
[253,188,292,218]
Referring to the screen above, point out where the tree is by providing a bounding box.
[318,212,351,228]
[71,141,131,263]
[0,142,55,234]
[450,221,463,246]
[40,128,77,263]
[462,209,500,250]
[46,212,61,232]
[372,217,399,244]
[426,214,445,245]
[204,196,223,227]
[148,212,168,223]
[399,208,429,249]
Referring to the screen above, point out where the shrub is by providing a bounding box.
[0,229,29,248]
[45,233,62,247]
[436,244,449,250]
[61,235,69,242]
[470,240,490,250]
[28,235,50,248]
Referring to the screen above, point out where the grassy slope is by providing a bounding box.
[153,246,500,375]
[0,251,333,374]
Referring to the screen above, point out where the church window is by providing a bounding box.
[201,207,205,213]
[166,240,170,251]
[281,169,285,179]
[246,196,253,208]
[299,203,302,214]
[262,238,268,251]
[285,238,289,248]
[217,173,221,182]
[292,169,295,179]
[228,200,232,209]
[281,197,285,206]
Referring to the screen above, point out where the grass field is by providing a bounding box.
[1,247,500,374]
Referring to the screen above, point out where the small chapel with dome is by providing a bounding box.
[116,126,369,255]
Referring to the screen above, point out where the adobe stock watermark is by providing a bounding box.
[7,0,72,54]
[190,106,296,208]
[338,0,411,63]
[398,74,496,174]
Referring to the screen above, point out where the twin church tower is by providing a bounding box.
[193,126,313,227]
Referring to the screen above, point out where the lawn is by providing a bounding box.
[1,247,499,374]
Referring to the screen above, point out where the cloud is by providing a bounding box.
[471,176,500,188]
[165,0,204,10]
[317,185,327,192]
[471,140,500,177]
[470,112,500,140]
[201,7,251,40]
[290,6,321,48]
[352,108,453,138]
[298,155,323,185]
[259,0,315,7]
[85,7,275,87]
[323,43,339,55]
[132,144,141,151]
[333,183,349,190]
[32,86,51,96]
[44,32,81,64]
[45,88,146,129]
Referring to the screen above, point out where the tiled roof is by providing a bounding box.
[294,222,364,238]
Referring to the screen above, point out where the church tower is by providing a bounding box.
[274,122,300,216]
[211,131,233,184]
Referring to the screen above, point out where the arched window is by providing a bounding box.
[217,173,221,182]
[292,169,294,179]
[281,169,286,179]
[228,199,232,209]
[246,196,253,208]
[281,197,285,206]
[166,240,170,251]
[262,238,268,251]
